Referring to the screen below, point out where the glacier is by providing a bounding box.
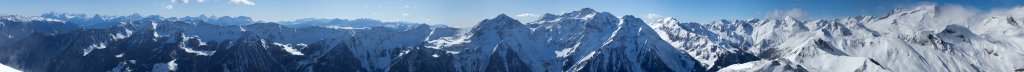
[0,4,1023,72]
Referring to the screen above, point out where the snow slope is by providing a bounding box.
[0,63,18,72]
[699,4,1024,72]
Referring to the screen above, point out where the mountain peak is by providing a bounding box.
[565,8,601,17]
[580,8,597,13]
[489,14,518,23]
[495,14,514,20]
[783,16,798,21]
[620,15,646,25]
[473,14,524,30]
[537,13,559,21]
[576,8,598,14]
[622,15,639,20]
[487,14,520,24]
[654,17,679,25]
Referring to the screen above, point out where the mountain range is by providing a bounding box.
[1,5,1023,72]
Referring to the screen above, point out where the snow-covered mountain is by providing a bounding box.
[1,14,461,72]
[2,5,1024,72]
[657,5,1024,72]
[415,8,704,72]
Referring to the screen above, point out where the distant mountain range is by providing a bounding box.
[2,5,1023,72]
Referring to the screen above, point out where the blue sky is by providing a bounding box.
[0,0,1021,27]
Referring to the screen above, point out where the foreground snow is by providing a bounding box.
[671,4,1024,72]
[0,64,19,72]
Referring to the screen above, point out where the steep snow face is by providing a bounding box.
[82,42,108,56]
[272,42,306,56]
[567,15,703,72]
[706,5,1024,72]
[650,17,758,71]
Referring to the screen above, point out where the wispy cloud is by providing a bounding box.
[231,0,256,6]
[171,0,205,4]
[645,13,665,20]
[171,0,189,3]
[987,6,1024,17]
[644,13,666,22]
[516,13,539,17]
[764,8,805,19]
[164,5,174,10]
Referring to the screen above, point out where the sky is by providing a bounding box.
[0,0,1022,27]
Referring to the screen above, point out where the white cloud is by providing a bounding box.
[644,13,666,22]
[764,8,805,19]
[645,13,665,20]
[933,4,980,25]
[164,5,174,10]
[516,13,539,17]
[231,0,256,6]
[402,14,410,16]
[171,0,206,4]
[172,0,189,3]
[985,6,1024,18]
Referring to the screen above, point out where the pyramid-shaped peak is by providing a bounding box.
[494,14,514,20]
[477,14,523,27]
